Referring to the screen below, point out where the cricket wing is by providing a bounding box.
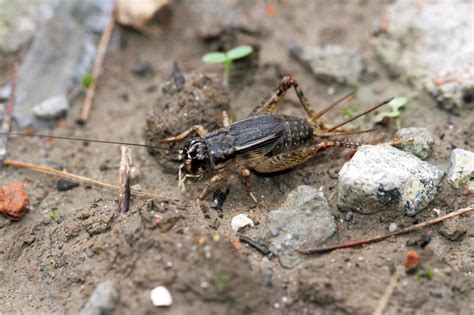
[229,115,285,156]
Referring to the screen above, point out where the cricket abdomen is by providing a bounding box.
[268,115,314,156]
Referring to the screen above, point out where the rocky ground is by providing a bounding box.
[0,1,473,314]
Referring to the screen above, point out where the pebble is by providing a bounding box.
[388,223,398,232]
[396,127,434,160]
[57,179,79,192]
[132,58,154,77]
[230,214,254,232]
[262,185,336,268]
[150,286,172,307]
[439,218,467,241]
[79,282,119,315]
[337,145,444,216]
[32,94,69,119]
[447,148,474,192]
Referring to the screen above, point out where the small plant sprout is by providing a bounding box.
[81,74,95,89]
[372,96,408,128]
[202,45,254,87]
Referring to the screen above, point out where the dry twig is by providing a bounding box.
[3,159,176,202]
[298,205,473,255]
[118,146,132,212]
[373,270,399,315]
[0,63,19,167]
[79,2,116,124]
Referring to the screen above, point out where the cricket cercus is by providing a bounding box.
[159,76,392,208]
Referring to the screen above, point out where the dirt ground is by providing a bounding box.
[1,2,473,314]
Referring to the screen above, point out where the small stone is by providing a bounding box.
[290,43,368,86]
[439,218,467,241]
[263,185,336,268]
[0,182,29,221]
[129,166,142,184]
[57,179,79,192]
[150,286,172,307]
[132,58,154,77]
[230,214,254,232]
[32,94,69,119]
[79,282,119,315]
[396,127,434,160]
[344,211,354,222]
[388,223,398,232]
[338,145,444,216]
[447,148,474,192]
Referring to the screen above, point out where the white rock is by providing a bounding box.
[32,94,69,119]
[447,148,474,192]
[150,286,172,307]
[231,214,254,232]
[338,145,444,216]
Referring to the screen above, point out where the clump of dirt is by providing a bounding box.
[144,73,230,173]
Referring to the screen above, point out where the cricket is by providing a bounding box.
[158,76,392,207]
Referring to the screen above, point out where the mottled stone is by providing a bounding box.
[447,148,474,192]
[396,127,434,160]
[338,145,444,216]
[263,185,336,268]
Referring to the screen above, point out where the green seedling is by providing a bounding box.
[49,209,59,221]
[202,45,254,87]
[372,96,408,126]
[81,74,94,89]
[415,268,434,281]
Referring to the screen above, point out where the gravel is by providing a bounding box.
[79,282,119,315]
[396,127,434,160]
[447,148,474,192]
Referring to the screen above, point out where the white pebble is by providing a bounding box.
[231,214,254,232]
[388,223,398,232]
[150,286,172,307]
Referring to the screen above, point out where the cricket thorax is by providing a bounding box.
[202,129,236,166]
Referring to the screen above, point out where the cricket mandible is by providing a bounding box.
[159,76,392,207]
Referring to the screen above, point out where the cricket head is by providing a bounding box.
[180,138,211,175]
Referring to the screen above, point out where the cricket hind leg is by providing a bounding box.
[251,76,317,119]
[253,140,360,173]
[158,125,208,143]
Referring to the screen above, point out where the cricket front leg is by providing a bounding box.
[238,167,267,210]
[197,172,228,203]
[159,125,208,143]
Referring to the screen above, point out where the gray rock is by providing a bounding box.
[32,94,69,119]
[374,0,473,111]
[263,185,336,268]
[80,282,119,315]
[290,43,368,86]
[439,217,467,242]
[337,145,444,216]
[447,148,474,192]
[0,0,54,53]
[396,127,434,160]
[13,0,114,128]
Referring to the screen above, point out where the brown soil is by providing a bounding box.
[1,2,473,314]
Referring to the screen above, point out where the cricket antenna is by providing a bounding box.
[327,98,394,132]
[313,89,357,120]
[0,132,171,151]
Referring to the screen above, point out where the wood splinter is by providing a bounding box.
[118,146,132,213]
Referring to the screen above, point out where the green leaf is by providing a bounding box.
[372,96,408,123]
[226,45,253,61]
[49,209,59,221]
[81,74,94,89]
[388,96,408,110]
[202,52,228,64]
